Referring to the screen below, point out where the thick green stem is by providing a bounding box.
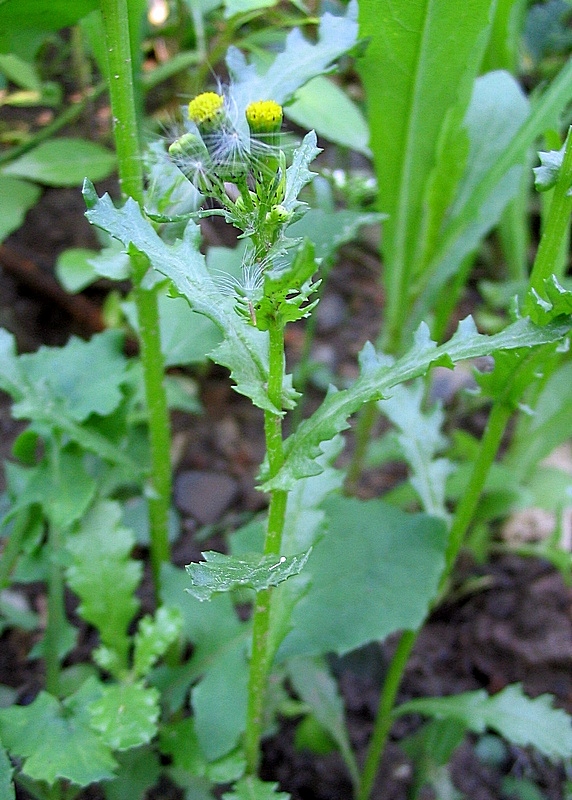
[528,126,572,295]
[100,0,172,593]
[245,320,287,774]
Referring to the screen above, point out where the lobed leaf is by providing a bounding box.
[83,183,296,414]
[225,2,358,119]
[222,776,290,800]
[261,316,571,492]
[282,131,322,214]
[185,549,312,602]
[0,680,117,786]
[88,682,160,751]
[133,606,183,679]
[533,133,570,192]
[395,684,572,761]
[66,501,142,669]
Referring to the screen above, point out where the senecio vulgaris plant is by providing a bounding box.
[76,77,572,799]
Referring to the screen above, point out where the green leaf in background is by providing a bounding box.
[287,657,359,788]
[66,501,142,669]
[133,606,182,679]
[83,183,292,414]
[0,0,98,56]
[278,495,447,659]
[400,718,467,800]
[88,682,160,751]
[160,564,250,758]
[103,746,161,800]
[285,76,370,155]
[223,776,290,800]
[358,0,494,346]
[287,208,381,263]
[0,742,15,800]
[225,2,358,117]
[185,549,312,602]
[3,139,116,187]
[223,0,276,17]
[0,680,117,786]
[262,316,571,492]
[378,380,453,520]
[0,176,41,243]
[55,248,101,294]
[395,684,572,761]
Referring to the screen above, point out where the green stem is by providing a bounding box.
[245,320,288,774]
[357,630,416,800]
[100,0,172,594]
[344,399,377,492]
[528,125,572,295]
[44,441,64,698]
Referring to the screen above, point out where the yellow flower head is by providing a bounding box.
[188,92,224,128]
[245,100,283,134]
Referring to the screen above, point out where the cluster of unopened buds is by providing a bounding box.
[168,91,291,229]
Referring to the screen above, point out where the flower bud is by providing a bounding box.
[245,100,283,134]
[188,92,225,130]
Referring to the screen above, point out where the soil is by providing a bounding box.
[1,163,571,800]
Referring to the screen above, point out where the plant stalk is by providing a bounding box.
[245,319,288,774]
[528,125,572,295]
[99,0,172,593]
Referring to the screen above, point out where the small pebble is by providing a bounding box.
[174,470,239,525]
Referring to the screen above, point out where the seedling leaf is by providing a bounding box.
[66,501,142,669]
[88,682,160,751]
[278,496,447,658]
[0,680,117,786]
[222,776,290,800]
[262,316,571,491]
[395,684,572,761]
[185,550,312,602]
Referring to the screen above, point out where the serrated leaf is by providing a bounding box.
[83,184,295,414]
[185,549,311,602]
[533,136,568,192]
[261,316,571,491]
[66,501,141,668]
[278,495,447,659]
[3,139,115,186]
[282,131,321,213]
[525,274,572,324]
[378,380,453,520]
[0,328,127,423]
[133,606,182,679]
[222,776,290,800]
[0,742,15,800]
[0,680,117,786]
[395,684,572,761]
[225,2,358,118]
[88,682,160,751]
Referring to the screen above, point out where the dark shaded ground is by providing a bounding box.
[1,178,571,800]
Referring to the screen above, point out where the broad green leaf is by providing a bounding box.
[223,776,290,800]
[278,495,447,659]
[395,684,572,761]
[225,2,358,117]
[0,328,127,423]
[88,682,160,751]
[0,680,117,786]
[3,139,115,186]
[185,549,312,602]
[378,380,452,520]
[0,176,41,243]
[0,742,15,800]
[0,53,40,88]
[262,316,571,492]
[191,638,249,760]
[66,501,141,668]
[133,606,183,678]
[83,183,292,414]
[55,248,100,293]
[358,0,494,341]
[287,657,359,787]
[103,746,161,800]
[285,75,370,155]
